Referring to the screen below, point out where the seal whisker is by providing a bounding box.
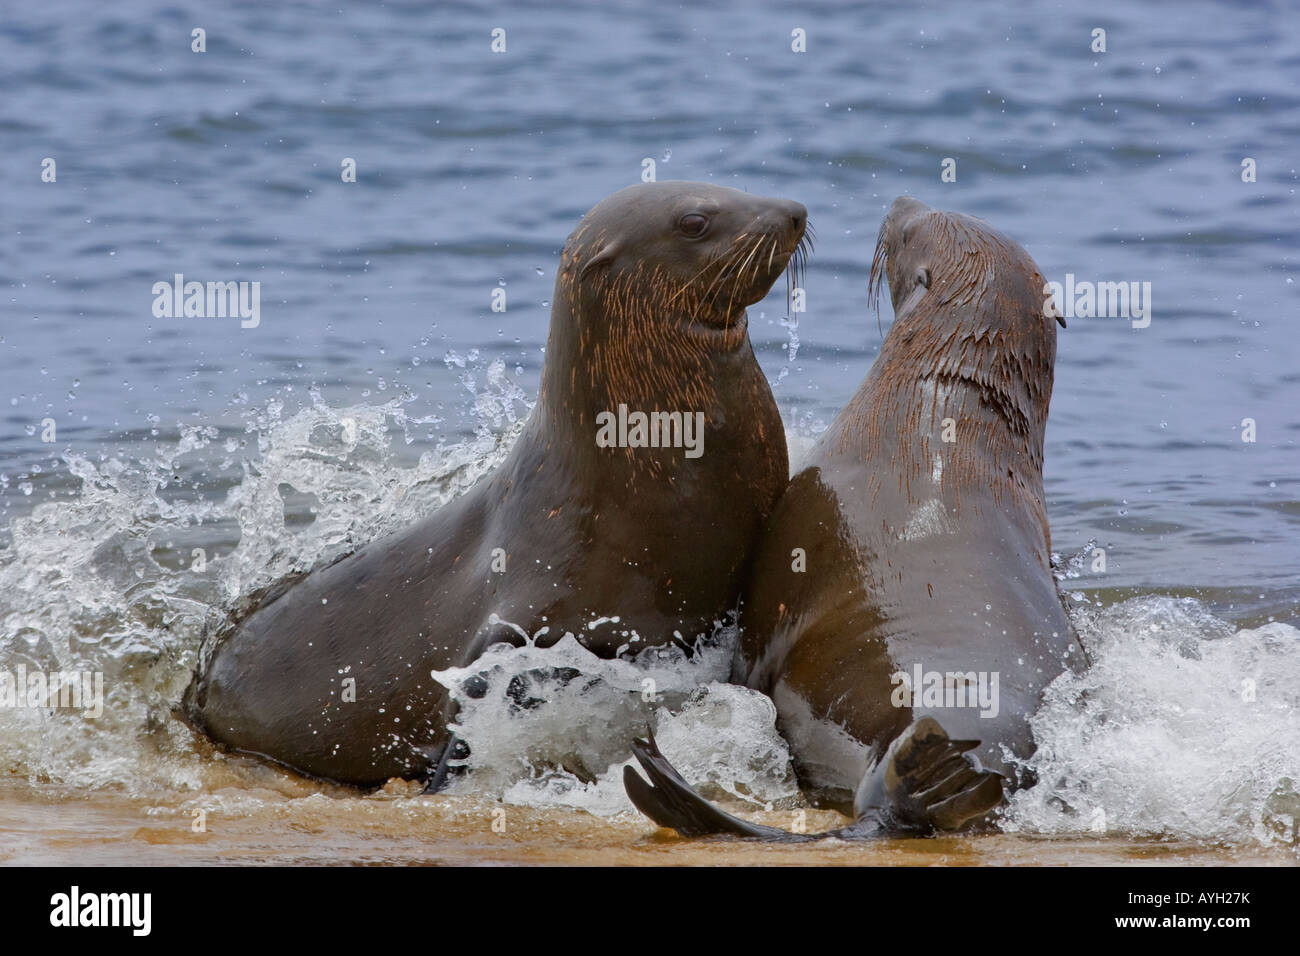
[701,234,761,312]
[669,231,752,306]
[727,234,768,313]
[868,218,889,337]
[732,235,765,293]
[785,231,812,315]
[753,234,778,287]
[728,236,768,324]
[696,248,737,310]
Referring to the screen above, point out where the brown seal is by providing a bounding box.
[184,181,809,788]
[625,196,1085,839]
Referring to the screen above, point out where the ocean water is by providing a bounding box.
[0,0,1297,862]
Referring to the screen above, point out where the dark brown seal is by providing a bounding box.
[625,196,1084,840]
[185,181,809,787]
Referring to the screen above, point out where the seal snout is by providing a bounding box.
[715,197,810,305]
[745,198,808,248]
[782,199,807,236]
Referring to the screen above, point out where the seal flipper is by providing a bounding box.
[623,732,800,840]
[854,716,1005,832]
[422,735,469,794]
[623,719,1003,841]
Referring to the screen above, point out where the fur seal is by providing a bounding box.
[625,196,1085,839]
[185,181,810,787]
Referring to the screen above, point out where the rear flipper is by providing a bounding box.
[623,718,1004,841]
[421,735,469,794]
[853,716,1005,833]
[623,732,807,841]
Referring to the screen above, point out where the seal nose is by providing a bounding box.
[751,199,808,243]
[785,200,808,235]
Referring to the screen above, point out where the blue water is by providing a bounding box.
[2,0,1297,610]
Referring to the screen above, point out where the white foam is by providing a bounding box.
[0,376,524,793]
[1003,596,1300,849]
[432,630,800,816]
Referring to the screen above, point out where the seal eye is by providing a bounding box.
[915,267,930,289]
[678,214,709,238]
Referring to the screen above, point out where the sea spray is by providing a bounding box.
[432,630,801,816]
[1003,596,1300,849]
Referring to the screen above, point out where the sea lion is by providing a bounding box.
[185,181,810,788]
[625,196,1085,839]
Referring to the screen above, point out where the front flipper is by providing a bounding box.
[854,716,1005,832]
[623,732,804,840]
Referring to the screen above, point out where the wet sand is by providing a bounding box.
[1,784,1285,867]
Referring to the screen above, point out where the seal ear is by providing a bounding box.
[579,240,622,279]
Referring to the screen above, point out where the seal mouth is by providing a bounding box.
[686,223,813,329]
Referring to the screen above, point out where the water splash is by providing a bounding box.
[0,387,520,794]
[1003,596,1300,850]
[432,629,800,816]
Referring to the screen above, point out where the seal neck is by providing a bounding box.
[534,268,743,452]
[831,300,1056,510]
